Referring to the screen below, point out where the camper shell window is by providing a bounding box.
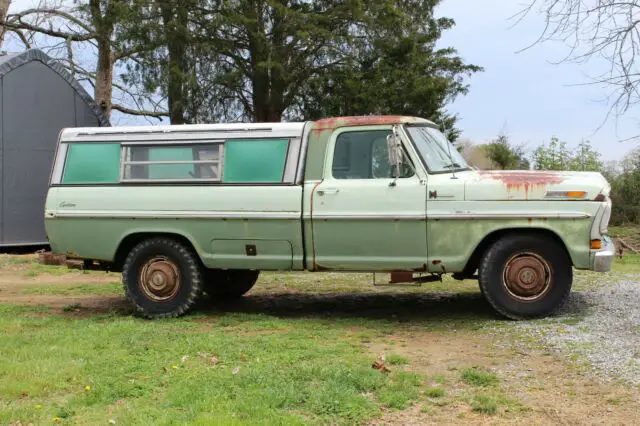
[121,143,224,182]
[61,142,121,184]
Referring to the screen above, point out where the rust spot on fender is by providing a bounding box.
[311,115,428,134]
[477,170,567,198]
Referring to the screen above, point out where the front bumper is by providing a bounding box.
[591,235,615,273]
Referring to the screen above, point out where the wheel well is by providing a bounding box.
[462,228,572,276]
[112,232,200,272]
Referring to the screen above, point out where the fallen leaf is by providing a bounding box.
[171,365,178,370]
[84,385,91,391]
[372,354,390,373]
[108,419,116,425]
[372,360,390,373]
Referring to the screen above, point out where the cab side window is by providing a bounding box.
[331,130,414,179]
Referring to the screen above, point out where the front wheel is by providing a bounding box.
[122,237,203,319]
[478,234,572,320]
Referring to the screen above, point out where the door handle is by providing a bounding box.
[317,188,339,196]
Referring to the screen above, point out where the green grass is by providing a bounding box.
[256,271,481,296]
[21,282,122,296]
[460,367,499,387]
[425,387,445,398]
[385,354,409,366]
[3,232,640,425]
[470,394,498,414]
[22,263,78,277]
[0,254,34,267]
[0,304,430,425]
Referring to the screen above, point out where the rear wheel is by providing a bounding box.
[122,237,203,319]
[203,269,260,300]
[478,234,572,320]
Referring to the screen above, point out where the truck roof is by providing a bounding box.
[311,115,434,132]
[58,115,436,143]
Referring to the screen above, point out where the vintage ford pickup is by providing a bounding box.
[44,115,614,319]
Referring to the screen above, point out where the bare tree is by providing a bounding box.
[0,0,11,47]
[515,1,640,138]
[3,0,166,121]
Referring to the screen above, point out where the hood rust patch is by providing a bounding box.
[477,171,567,197]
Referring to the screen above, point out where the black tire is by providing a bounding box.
[478,234,572,320]
[122,237,203,319]
[202,269,260,300]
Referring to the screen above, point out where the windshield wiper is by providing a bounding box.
[442,163,462,169]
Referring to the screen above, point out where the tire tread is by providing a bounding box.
[122,237,202,319]
[478,234,572,320]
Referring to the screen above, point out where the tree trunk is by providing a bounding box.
[0,0,12,48]
[161,0,188,125]
[90,0,114,120]
[94,39,113,119]
[247,0,284,123]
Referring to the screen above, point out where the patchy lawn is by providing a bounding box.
[0,249,639,425]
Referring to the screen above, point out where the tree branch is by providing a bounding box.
[112,104,167,119]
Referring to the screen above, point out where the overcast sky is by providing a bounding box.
[435,0,640,162]
[6,0,639,162]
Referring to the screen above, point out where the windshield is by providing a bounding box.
[404,125,470,173]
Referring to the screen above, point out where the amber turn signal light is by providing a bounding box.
[545,190,587,199]
[566,191,587,198]
[590,239,602,250]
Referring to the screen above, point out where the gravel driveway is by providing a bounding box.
[503,277,640,386]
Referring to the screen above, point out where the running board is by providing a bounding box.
[373,272,443,287]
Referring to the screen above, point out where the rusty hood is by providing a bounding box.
[463,170,610,201]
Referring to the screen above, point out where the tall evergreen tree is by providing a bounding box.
[121,0,482,129]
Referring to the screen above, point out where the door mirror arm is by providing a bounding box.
[387,126,417,187]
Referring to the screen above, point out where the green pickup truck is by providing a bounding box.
[44,115,614,320]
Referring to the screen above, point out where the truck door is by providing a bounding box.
[309,125,428,271]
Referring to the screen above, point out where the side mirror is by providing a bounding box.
[386,133,401,169]
[386,130,403,185]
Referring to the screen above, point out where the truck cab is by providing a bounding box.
[44,115,614,320]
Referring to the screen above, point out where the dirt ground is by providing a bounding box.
[0,261,126,313]
[368,332,640,425]
[1,257,639,425]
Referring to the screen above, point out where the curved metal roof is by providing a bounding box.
[0,49,110,127]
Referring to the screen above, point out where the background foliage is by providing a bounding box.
[459,133,632,225]
[2,0,640,225]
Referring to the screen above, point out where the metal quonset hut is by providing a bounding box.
[0,49,110,247]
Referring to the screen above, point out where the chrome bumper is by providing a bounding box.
[592,236,615,273]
